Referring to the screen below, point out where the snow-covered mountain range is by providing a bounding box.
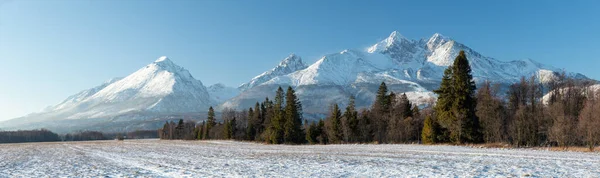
[0,31,590,133]
[222,31,588,113]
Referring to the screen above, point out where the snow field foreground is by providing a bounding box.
[0,139,599,177]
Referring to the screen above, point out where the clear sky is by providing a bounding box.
[1,0,599,121]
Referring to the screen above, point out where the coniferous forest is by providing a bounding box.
[154,50,599,150]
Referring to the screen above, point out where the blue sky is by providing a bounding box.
[0,0,599,121]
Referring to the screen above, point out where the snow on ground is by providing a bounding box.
[0,139,599,177]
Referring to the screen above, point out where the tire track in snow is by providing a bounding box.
[66,143,223,177]
[66,144,176,177]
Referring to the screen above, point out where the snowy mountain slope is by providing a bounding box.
[222,31,588,114]
[238,54,307,91]
[1,56,214,132]
[46,77,123,112]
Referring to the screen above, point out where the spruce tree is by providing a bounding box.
[399,93,413,119]
[246,107,256,140]
[253,102,263,140]
[328,103,343,143]
[283,87,305,144]
[434,50,482,144]
[267,87,285,144]
[230,117,237,139]
[205,106,216,139]
[372,82,390,143]
[374,82,390,113]
[434,66,454,142]
[451,51,482,143]
[344,96,359,142]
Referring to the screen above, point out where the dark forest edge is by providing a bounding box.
[160,50,600,151]
[0,129,158,144]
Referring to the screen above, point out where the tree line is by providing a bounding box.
[0,129,159,144]
[0,129,61,143]
[160,50,600,151]
[160,86,306,144]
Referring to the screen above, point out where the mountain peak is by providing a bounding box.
[383,31,409,47]
[150,56,185,73]
[279,53,305,67]
[155,56,170,63]
[368,30,412,53]
[238,54,308,90]
[426,33,452,50]
[431,33,448,40]
[388,31,405,41]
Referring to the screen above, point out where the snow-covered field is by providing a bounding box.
[1,139,599,177]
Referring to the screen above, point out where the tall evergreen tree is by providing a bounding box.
[253,102,264,139]
[246,108,256,140]
[328,103,343,143]
[224,119,232,139]
[283,87,305,144]
[230,117,237,139]
[372,82,390,143]
[205,106,216,139]
[344,96,359,142]
[434,50,482,144]
[374,82,390,113]
[451,50,482,143]
[267,87,285,144]
[399,93,413,119]
[434,65,455,142]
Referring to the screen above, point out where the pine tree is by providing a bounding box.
[434,66,454,142]
[434,50,482,144]
[205,106,216,139]
[230,117,237,139]
[224,119,232,139]
[283,87,305,144]
[451,51,482,143]
[399,93,413,119]
[375,82,390,113]
[328,103,343,143]
[421,115,438,144]
[344,96,359,142]
[261,97,274,142]
[246,107,256,140]
[267,87,285,144]
[372,82,390,143]
[306,121,318,144]
[253,102,263,140]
